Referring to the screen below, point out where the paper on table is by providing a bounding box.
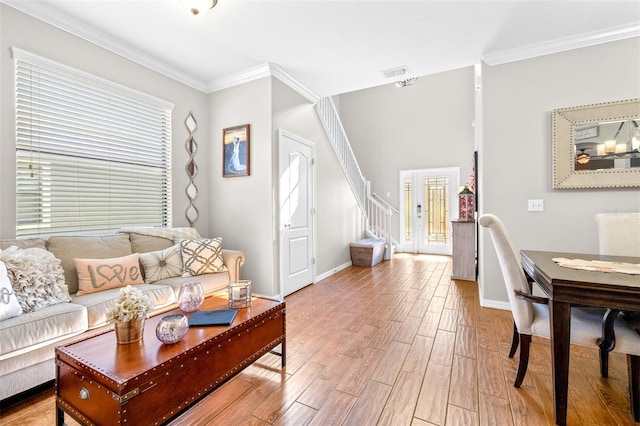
[552,258,640,275]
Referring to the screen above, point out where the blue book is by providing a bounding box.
[188,309,238,326]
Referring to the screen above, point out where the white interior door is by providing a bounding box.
[399,168,459,255]
[279,130,315,296]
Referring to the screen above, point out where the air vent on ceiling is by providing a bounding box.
[381,66,408,79]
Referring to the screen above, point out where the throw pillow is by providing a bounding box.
[0,260,22,321]
[139,245,183,283]
[180,238,228,277]
[75,253,144,296]
[0,246,71,313]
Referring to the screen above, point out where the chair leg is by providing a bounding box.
[597,308,620,379]
[514,334,531,388]
[629,354,640,422]
[508,322,519,358]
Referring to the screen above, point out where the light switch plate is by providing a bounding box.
[528,199,544,212]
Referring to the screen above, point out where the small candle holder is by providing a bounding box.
[178,282,204,312]
[228,280,251,309]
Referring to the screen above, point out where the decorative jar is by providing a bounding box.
[155,314,189,344]
[114,318,145,344]
[228,280,251,309]
[178,282,204,312]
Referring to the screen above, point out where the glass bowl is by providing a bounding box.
[155,314,189,344]
[178,282,204,312]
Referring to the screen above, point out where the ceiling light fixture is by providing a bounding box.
[576,148,590,165]
[395,78,418,88]
[185,0,217,16]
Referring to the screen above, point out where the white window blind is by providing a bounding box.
[13,48,174,238]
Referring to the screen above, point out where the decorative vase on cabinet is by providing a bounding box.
[451,219,476,281]
[114,318,145,344]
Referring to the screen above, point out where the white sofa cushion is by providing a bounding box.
[155,272,231,297]
[71,283,176,329]
[0,302,87,359]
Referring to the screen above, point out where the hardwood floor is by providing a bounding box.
[1,253,637,425]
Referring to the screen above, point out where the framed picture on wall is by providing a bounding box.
[223,124,250,177]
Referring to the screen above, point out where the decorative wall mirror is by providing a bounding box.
[552,98,640,189]
[184,112,199,226]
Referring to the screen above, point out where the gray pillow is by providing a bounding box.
[139,245,183,283]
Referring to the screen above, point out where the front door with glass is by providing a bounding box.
[400,168,459,255]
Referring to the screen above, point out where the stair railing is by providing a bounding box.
[316,97,395,258]
[369,191,400,257]
[316,97,367,213]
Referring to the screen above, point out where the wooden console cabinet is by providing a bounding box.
[451,219,476,281]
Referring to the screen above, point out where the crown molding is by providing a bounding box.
[2,0,210,92]
[204,63,272,93]
[269,64,319,103]
[204,63,319,103]
[483,22,640,66]
[3,0,320,100]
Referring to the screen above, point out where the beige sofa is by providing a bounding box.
[0,229,245,401]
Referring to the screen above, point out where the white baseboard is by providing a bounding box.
[257,262,352,301]
[316,261,352,282]
[479,298,511,311]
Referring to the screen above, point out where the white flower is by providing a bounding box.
[106,285,155,323]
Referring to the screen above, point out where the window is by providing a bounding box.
[13,48,174,238]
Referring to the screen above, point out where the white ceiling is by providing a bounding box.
[5,0,640,98]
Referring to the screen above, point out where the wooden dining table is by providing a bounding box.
[520,250,640,425]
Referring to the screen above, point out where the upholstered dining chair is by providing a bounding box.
[479,213,640,421]
[594,211,640,376]
[595,212,640,257]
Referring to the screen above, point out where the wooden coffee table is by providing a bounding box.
[55,295,285,426]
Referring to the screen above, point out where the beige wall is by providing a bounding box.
[208,77,275,295]
[337,67,476,246]
[208,77,363,296]
[480,37,640,306]
[340,66,475,190]
[0,5,210,237]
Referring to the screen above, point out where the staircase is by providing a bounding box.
[315,97,397,259]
